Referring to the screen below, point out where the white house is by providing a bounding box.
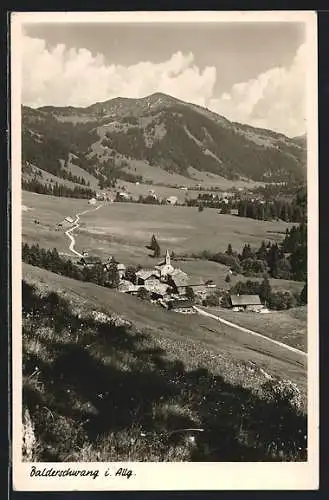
[166,196,178,206]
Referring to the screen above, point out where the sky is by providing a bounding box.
[21,21,306,137]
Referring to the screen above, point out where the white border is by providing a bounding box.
[11,11,319,491]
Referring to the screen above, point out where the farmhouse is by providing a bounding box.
[168,269,190,295]
[168,299,195,313]
[78,255,102,267]
[136,269,160,286]
[230,294,264,312]
[88,198,97,205]
[118,280,141,294]
[64,216,74,224]
[144,281,170,299]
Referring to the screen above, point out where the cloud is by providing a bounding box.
[21,34,216,109]
[22,33,306,136]
[209,43,307,137]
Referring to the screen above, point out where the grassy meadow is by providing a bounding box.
[22,265,307,462]
[202,305,307,352]
[22,191,295,265]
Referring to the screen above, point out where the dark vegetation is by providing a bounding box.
[145,235,161,258]
[22,244,117,287]
[186,185,306,223]
[22,178,96,199]
[22,281,307,462]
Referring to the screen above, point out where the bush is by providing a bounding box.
[185,286,195,301]
[241,258,267,276]
[225,274,231,283]
[221,292,231,308]
[137,287,150,301]
[203,294,219,307]
[267,291,297,310]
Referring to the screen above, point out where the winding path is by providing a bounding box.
[64,203,105,258]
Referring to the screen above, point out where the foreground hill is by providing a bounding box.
[22,92,306,186]
[23,263,306,389]
[22,263,306,462]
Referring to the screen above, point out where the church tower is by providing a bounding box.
[165,249,171,266]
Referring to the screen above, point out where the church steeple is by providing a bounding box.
[165,249,171,266]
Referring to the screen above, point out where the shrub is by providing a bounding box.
[203,294,219,307]
[137,287,150,301]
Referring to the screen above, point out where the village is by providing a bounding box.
[77,246,266,315]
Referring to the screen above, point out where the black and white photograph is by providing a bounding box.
[11,11,318,490]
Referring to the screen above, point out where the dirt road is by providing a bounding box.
[64,203,105,257]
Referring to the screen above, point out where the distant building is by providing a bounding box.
[118,192,130,200]
[64,216,74,223]
[230,294,263,312]
[117,263,126,279]
[166,196,178,205]
[88,198,97,205]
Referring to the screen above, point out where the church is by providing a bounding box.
[155,249,175,279]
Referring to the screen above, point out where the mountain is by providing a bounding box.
[291,134,307,149]
[22,92,307,185]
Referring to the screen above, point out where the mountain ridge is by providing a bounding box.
[22,92,307,185]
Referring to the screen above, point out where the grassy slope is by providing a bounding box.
[22,264,307,462]
[202,306,307,352]
[23,263,306,390]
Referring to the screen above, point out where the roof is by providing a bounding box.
[144,282,169,296]
[80,256,101,265]
[169,269,204,288]
[117,263,126,270]
[230,294,262,306]
[169,299,194,309]
[171,268,188,279]
[136,269,160,281]
[119,280,141,293]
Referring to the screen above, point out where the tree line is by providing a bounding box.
[22,178,96,199]
[225,277,307,310]
[22,243,121,288]
[185,222,307,283]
